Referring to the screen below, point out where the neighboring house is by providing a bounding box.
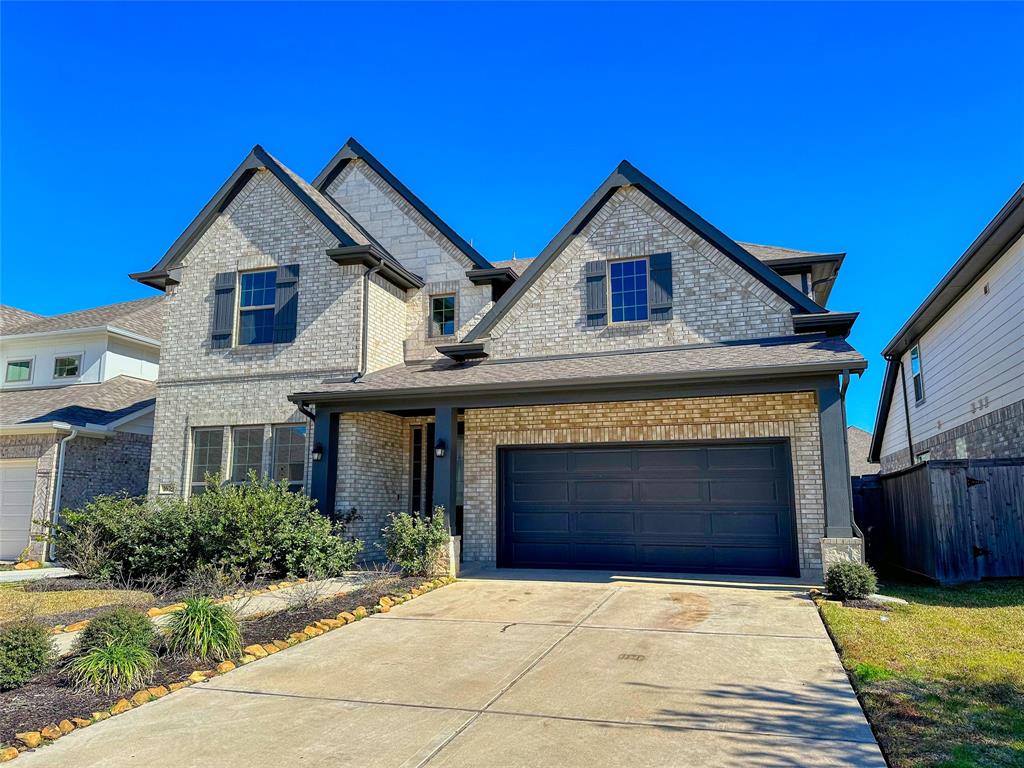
[870,184,1024,472]
[133,139,865,578]
[847,427,879,476]
[0,298,162,561]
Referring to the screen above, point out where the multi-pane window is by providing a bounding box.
[430,295,456,337]
[191,428,224,494]
[231,427,265,482]
[272,425,306,491]
[238,270,277,345]
[5,359,31,383]
[53,355,81,378]
[609,259,649,323]
[910,345,925,403]
[410,426,424,514]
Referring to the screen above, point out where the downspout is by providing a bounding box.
[46,428,79,562]
[352,262,383,383]
[898,357,915,463]
[837,370,865,540]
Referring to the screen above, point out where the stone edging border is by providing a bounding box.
[1,577,455,762]
[47,578,312,635]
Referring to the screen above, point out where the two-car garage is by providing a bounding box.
[498,440,799,576]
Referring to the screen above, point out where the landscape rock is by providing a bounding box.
[0,747,19,762]
[337,612,355,623]
[109,699,133,715]
[91,712,111,722]
[64,620,89,632]
[215,660,235,673]
[131,690,153,706]
[187,671,208,683]
[167,681,189,692]
[39,725,62,741]
[148,685,170,698]
[243,644,268,659]
[71,718,91,728]
[58,720,75,735]
[272,640,290,650]
[353,607,368,619]
[14,733,41,749]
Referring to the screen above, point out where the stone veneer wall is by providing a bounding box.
[0,434,60,559]
[487,186,795,359]
[461,392,826,573]
[880,398,1024,474]
[335,412,409,556]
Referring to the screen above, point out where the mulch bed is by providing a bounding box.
[0,576,423,746]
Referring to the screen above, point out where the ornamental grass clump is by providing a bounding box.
[824,561,878,601]
[67,640,157,693]
[165,597,242,662]
[0,621,55,691]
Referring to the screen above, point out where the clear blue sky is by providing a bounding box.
[2,2,1022,431]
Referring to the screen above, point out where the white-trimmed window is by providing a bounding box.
[430,294,456,337]
[231,426,265,482]
[609,258,649,323]
[910,345,925,403]
[190,428,224,495]
[5,358,32,383]
[238,269,277,346]
[53,355,82,379]
[272,424,307,491]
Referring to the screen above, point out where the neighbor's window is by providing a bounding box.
[190,428,224,494]
[238,269,277,345]
[53,355,82,378]
[430,294,456,337]
[609,259,649,322]
[272,424,306,491]
[5,359,32,383]
[231,426,265,483]
[910,345,925,403]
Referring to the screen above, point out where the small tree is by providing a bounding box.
[381,506,450,576]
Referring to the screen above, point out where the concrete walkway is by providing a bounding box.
[0,567,76,585]
[18,570,886,767]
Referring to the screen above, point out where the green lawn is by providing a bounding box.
[819,579,1024,768]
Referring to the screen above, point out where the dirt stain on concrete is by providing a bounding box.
[662,592,713,629]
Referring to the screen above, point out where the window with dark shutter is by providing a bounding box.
[584,261,608,327]
[211,272,236,349]
[648,252,673,321]
[273,264,300,344]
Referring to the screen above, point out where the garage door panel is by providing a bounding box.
[501,441,798,576]
[1,460,37,561]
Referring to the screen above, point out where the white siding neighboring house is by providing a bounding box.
[871,184,1024,472]
[0,298,162,561]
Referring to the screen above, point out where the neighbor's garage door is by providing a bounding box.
[1,460,37,561]
[499,441,798,575]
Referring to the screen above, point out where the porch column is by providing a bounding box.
[431,405,458,531]
[817,383,855,538]
[309,406,340,520]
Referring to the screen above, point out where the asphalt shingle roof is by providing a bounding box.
[490,258,535,276]
[0,305,43,334]
[1,297,164,341]
[738,242,841,263]
[847,426,880,476]
[0,376,156,428]
[295,336,866,400]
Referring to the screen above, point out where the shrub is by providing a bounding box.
[0,622,55,690]
[164,598,242,662]
[74,607,157,655]
[381,507,449,576]
[49,477,363,583]
[825,561,878,600]
[67,640,157,693]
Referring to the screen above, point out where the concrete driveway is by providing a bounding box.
[19,570,886,767]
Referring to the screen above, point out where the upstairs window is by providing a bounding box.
[5,359,32,383]
[430,294,456,337]
[53,355,81,378]
[238,270,277,345]
[272,424,306,491]
[190,428,224,495]
[910,345,925,403]
[609,258,649,323]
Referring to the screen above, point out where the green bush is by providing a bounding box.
[0,622,55,690]
[74,607,157,655]
[381,507,449,576]
[165,598,242,662]
[825,561,878,600]
[49,476,363,583]
[67,640,157,693]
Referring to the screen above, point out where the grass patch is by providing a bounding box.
[0,585,152,625]
[819,579,1024,768]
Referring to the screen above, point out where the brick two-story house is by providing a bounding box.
[132,140,865,577]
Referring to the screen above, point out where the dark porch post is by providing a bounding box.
[431,405,458,531]
[817,383,855,538]
[309,406,340,520]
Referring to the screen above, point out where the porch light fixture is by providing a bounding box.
[311,443,324,462]
[434,439,446,458]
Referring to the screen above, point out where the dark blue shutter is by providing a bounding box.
[211,272,236,349]
[584,261,608,327]
[648,252,673,321]
[273,264,300,344]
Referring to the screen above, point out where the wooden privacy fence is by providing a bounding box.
[855,459,1024,584]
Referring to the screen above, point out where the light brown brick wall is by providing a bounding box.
[462,392,825,572]
[488,186,794,359]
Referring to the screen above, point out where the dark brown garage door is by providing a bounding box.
[499,441,798,575]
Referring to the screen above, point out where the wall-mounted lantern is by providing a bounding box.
[311,443,324,462]
[434,439,446,458]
